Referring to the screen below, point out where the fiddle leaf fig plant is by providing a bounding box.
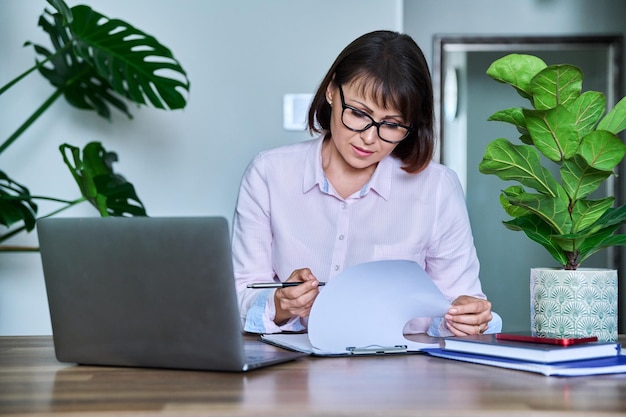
[478,53,626,270]
[0,0,190,249]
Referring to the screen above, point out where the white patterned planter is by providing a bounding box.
[530,268,618,342]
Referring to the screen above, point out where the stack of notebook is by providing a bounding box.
[424,333,625,376]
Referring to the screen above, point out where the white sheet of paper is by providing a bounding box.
[307,260,450,353]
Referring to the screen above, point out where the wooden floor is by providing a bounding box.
[1,336,626,416]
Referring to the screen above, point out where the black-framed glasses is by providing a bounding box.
[338,85,412,144]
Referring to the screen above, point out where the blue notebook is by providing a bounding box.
[441,333,620,363]
[424,348,626,376]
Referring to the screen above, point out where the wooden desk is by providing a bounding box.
[2,336,625,416]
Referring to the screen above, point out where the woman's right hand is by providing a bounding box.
[273,268,323,325]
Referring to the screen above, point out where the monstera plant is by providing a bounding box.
[0,0,190,250]
[478,53,626,270]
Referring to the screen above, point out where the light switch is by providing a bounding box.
[283,93,313,131]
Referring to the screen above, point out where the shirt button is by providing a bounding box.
[334,265,340,271]
[341,203,347,209]
[338,234,344,240]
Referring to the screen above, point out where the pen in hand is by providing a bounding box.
[247,281,326,289]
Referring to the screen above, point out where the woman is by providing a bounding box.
[232,30,500,336]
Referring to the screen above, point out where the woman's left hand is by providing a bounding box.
[444,295,492,336]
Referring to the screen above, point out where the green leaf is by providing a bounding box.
[32,9,132,119]
[530,64,583,110]
[577,130,626,171]
[486,54,547,99]
[560,154,612,200]
[488,108,531,143]
[479,138,560,196]
[60,142,147,217]
[597,96,626,134]
[0,171,38,231]
[518,133,534,145]
[568,91,606,137]
[503,214,568,266]
[577,225,626,265]
[587,205,626,234]
[559,206,626,263]
[488,108,533,143]
[46,0,72,24]
[502,186,571,234]
[570,197,614,233]
[499,186,531,217]
[70,5,190,110]
[31,4,191,119]
[524,106,579,162]
[488,107,527,130]
[550,235,578,254]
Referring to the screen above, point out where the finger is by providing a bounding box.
[445,310,492,329]
[446,320,487,336]
[445,320,473,336]
[276,284,320,315]
[448,300,491,315]
[445,307,492,335]
[284,269,322,290]
[280,273,321,299]
[286,268,316,282]
[277,284,313,301]
[299,269,318,282]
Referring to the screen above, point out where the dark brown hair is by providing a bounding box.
[308,30,434,174]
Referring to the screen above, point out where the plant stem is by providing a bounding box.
[0,88,64,155]
[565,251,580,270]
[0,65,41,97]
[1,195,79,205]
[0,42,73,97]
[0,245,39,252]
[0,196,86,245]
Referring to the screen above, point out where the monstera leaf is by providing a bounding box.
[61,142,147,217]
[32,2,189,119]
[70,6,189,110]
[0,141,146,245]
[0,172,38,231]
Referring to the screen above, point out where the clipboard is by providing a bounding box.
[260,333,416,356]
[261,260,449,355]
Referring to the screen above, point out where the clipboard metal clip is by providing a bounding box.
[346,345,408,355]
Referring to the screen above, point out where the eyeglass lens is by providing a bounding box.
[341,107,410,143]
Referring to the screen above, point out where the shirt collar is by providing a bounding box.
[303,137,325,194]
[303,137,393,200]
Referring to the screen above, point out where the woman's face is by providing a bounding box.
[326,80,404,171]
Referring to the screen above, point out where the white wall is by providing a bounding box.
[404,0,626,70]
[0,0,402,335]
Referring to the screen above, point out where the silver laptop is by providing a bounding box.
[37,216,305,372]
